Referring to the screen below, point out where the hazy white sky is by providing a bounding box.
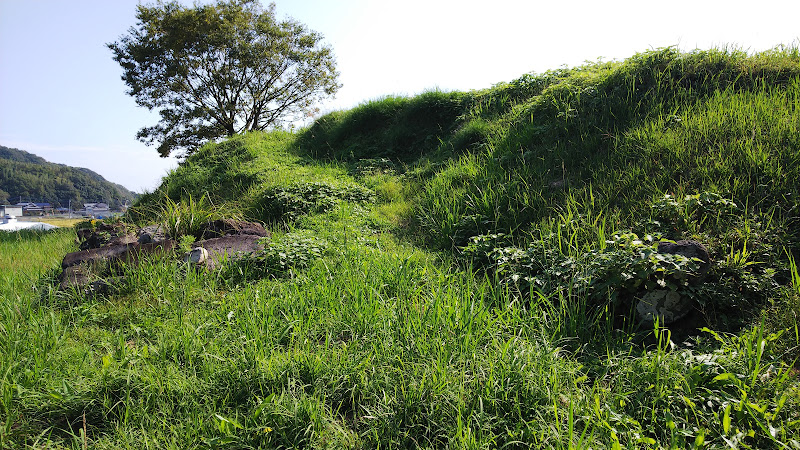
[1,0,798,192]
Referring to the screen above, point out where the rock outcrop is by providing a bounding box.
[59,218,270,293]
[137,225,168,244]
[77,222,136,250]
[196,219,269,240]
[634,239,712,325]
[656,239,711,281]
[190,234,264,269]
[59,240,176,291]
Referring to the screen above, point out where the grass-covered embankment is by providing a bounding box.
[3,47,800,448]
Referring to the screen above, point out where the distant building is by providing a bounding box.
[84,202,110,217]
[84,202,110,210]
[15,202,53,215]
[1,205,23,218]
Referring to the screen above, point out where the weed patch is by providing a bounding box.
[256,181,374,222]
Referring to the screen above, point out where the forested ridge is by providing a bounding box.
[0,145,138,208]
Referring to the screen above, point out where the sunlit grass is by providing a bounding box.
[3,47,800,448]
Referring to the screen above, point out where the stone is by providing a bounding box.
[62,243,133,269]
[197,219,270,240]
[184,247,209,264]
[194,234,264,269]
[59,264,92,290]
[59,240,175,290]
[109,234,139,246]
[636,289,693,325]
[117,240,176,265]
[58,218,266,291]
[657,239,711,280]
[77,222,133,250]
[137,225,168,244]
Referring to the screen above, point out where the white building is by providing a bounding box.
[1,205,23,217]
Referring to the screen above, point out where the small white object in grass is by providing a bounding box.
[184,247,208,264]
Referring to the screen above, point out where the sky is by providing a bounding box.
[1,0,798,193]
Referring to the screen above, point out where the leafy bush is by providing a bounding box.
[127,191,239,239]
[159,192,224,239]
[233,232,328,279]
[257,181,374,221]
[465,231,702,308]
[464,191,789,331]
[649,191,739,236]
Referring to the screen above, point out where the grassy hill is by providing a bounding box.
[3,47,800,448]
[0,145,138,208]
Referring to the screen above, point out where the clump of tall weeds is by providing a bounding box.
[127,191,241,239]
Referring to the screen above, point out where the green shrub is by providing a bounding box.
[232,232,328,279]
[256,181,374,222]
[128,191,239,239]
[465,231,701,306]
[649,191,740,235]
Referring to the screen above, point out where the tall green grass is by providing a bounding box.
[4,217,798,447]
[297,90,468,162]
[4,46,800,448]
[417,47,800,250]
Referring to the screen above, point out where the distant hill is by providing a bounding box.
[0,145,138,209]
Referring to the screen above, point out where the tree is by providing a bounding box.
[108,0,340,158]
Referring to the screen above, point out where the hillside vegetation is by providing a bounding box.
[0,146,138,208]
[3,47,800,448]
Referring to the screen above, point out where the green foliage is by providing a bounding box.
[238,231,328,278]
[108,0,340,157]
[161,193,219,239]
[6,222,799,448]
[296,90,468,161]
[74,218,97,232]
[177,234,196,254]
[155,134,271,203]
[463,187,790,335]
[465,230,701,308]
[6,46,800,449]
[649,191,740,235]
[350,157,399,176]
[130,191,236,239]
[788,251,800,296]
[416,47,800,250]
[256,181,374,222]
[131,132,356,225]
[448,117,494,153]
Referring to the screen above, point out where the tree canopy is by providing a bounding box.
[108,0,340,158]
